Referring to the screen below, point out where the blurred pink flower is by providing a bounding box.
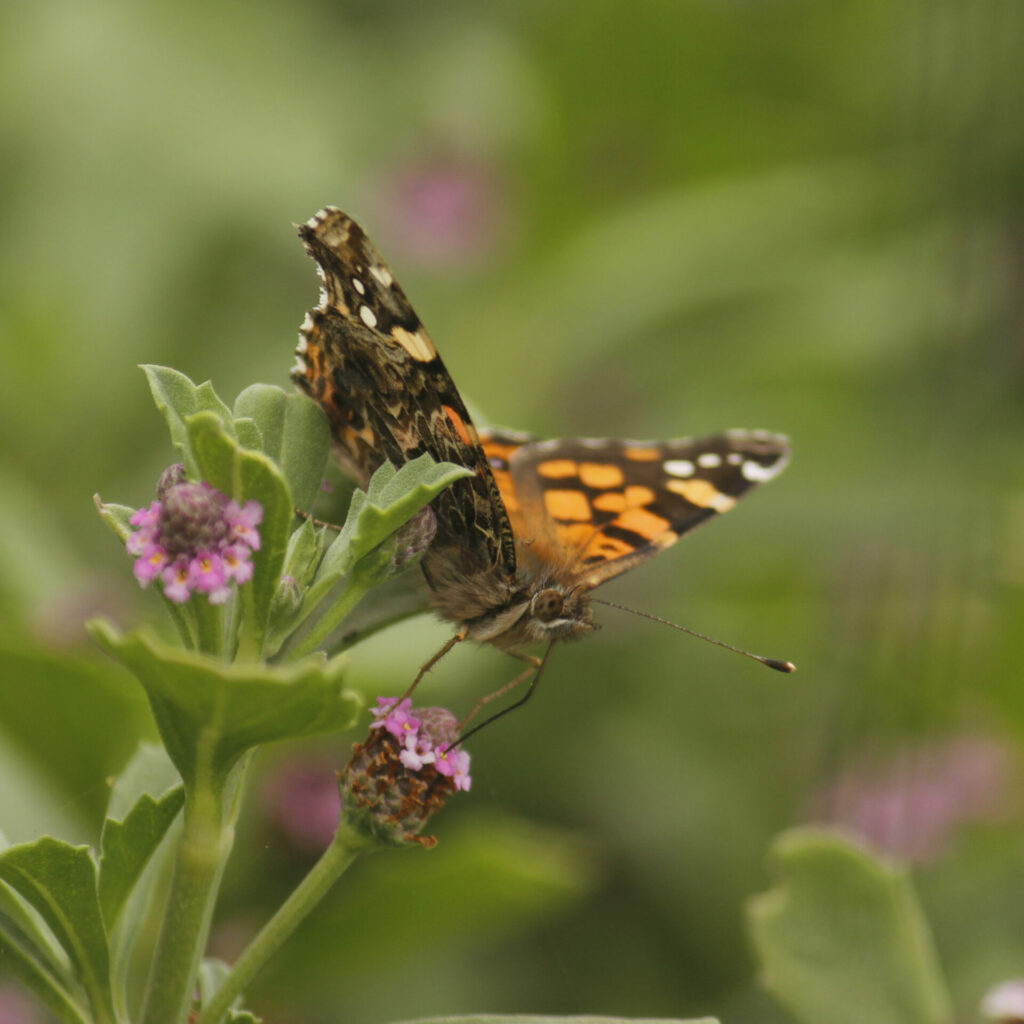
[812,735,1014,863]
[379,158,502,266]
[983,979,1024,1022]
[262,759,341,854]
[0,987,49,1024]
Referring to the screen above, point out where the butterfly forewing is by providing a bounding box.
[293,208,517,579]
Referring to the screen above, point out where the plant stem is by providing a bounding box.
[196,823,369,1024]
[287,578,370,660]
[138,780,238,1024]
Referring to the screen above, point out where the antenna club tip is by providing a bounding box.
[767,658,797,674]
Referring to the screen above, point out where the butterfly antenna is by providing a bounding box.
[454,642,557,747]
[591,598,795,673]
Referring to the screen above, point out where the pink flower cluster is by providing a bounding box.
[127,483,263,605]
[371,697,471,791]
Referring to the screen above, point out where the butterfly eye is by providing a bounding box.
[531,588,565,623]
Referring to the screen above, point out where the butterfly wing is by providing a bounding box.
[501,431,790,588]
[293,208,517,581]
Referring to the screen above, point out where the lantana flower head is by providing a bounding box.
[126,466,262,605]
[340,695,472,847]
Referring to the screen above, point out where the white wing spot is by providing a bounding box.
[664,459,695,478]
[742,459,781,482]
[697,453,721,469]
[370,265,394,287]
[360,305,378,329]
[726,452,742,465]
[291,354,307,376]
[296,333,309,353]
[352,278,366,295]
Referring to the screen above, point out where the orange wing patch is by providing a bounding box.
[443,404,476,447]
[544,489,593,522]
[578,462,625,488]
[537,459,579,480]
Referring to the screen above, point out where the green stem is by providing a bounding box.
[287,578,371,660]
[138,780,238,1024]
[196,823,368,1024]
[195,600,226,657]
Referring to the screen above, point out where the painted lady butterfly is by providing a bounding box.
[292,208,790,671]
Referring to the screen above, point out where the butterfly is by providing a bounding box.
[292,207,789,669]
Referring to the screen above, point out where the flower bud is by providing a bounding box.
[158,483,229,557]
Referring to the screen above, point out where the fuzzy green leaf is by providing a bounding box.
[315,455,471,589]
[0,915,88,1024]
[233,384,331,512]
[92,498,137,544]
[142,366,234,479]
[99,768,184,931]
[187,411,293,648]
[748,827,953,1024]
[88,621,362,789]
[233,416,263,452]
[0,838,115,1024]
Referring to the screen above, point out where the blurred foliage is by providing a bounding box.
[2,0,1024,1021]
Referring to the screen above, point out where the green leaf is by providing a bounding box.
[187,411,293,649]
[228,1011,263,1023]
[264,519,326,650]
[88,621,362,789]
[0,838,115,1024]
[314,455,471,593]
[0,876,70,982]
[0,643,153,836]
[93,498,137,544]
[233,384,331,512]
[141,366,234,479]
[233,416,263,452]
[197,957,230,1006]
[99,776,184,930]
[748,827,953,1024]
[104,742,181,823]
[0,915,89,1024]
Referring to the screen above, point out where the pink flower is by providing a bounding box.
[384,705,421,742]
[226,499,263,550]
[812,734,1012,863]
[399,733,436,771]
[161,560,193,603]
[132,544,169,585]
[380,159,501,268]
[125,473,263,606]
[371,697,406,729]
[221,543,254,584]
[433,744,472,790]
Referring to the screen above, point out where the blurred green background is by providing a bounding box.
[3,1,1024,1021]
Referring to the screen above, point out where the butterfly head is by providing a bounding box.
[527,584,595,642]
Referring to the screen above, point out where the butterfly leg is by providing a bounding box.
[396,629,468,703]
[459,651,541,730]
[456,644,557,743]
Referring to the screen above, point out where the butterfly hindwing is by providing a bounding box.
[492,431,790,588]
